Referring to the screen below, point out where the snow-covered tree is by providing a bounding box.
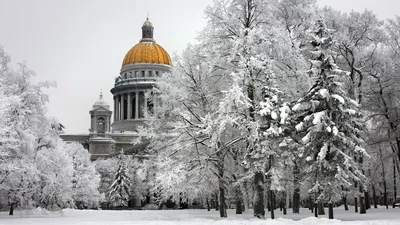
[292,19,367,219]
[95,157,118,207]
[109,150,131,208]
[65,142,101,209]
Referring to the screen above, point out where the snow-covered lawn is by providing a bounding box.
[0,207,399,225]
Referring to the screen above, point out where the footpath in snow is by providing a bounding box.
[0,207,399,225]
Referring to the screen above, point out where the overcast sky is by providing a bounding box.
[0,0,398,134]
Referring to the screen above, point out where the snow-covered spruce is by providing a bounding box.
[292,19,367,218]
[108,150,132,208]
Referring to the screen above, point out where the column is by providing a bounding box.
[121,94,125,120]
[93,117,97,134]
[113,96,116,122]
[144,92,147,118]
[127,92,132,119]
[135,91,139,119]
[116,95,120,121]
[105,116,109,133]
[153,95,157,115]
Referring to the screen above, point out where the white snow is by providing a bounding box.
[0,207,399,225]
[295,122,304,131]
[312,111,325,125]
[319,89,329,98]
[331,94,345,104]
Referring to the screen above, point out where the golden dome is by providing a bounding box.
[122,42,171,66]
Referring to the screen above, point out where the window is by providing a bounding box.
[148,71,153,77]
[135,71,138,77]
[96,117,105,133]
[155,71,159,76]
[141,71,145,77]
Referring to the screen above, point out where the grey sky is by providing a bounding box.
[0,0,398,134]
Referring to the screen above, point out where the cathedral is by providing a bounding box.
[60,18,171,160]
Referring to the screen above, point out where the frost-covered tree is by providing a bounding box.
[109,150,131,208]
[292,19,367,219]
[65,142,101,209]
[0,46,68,214]
[95,157,118,207]
[200,0,310,218]
[135,44,222,212]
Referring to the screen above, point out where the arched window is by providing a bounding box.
[96,117,105,133]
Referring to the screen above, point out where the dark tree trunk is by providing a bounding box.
[318,202,325,215]
[9,203,14,216]
[235,186,243,214]
[293,163,300,214]
[328,202,334,219]
[393,158,397,208]
[379,147,388,209]
[309,196,313,211]
[217,153,227,218]
[253,171,265,218]
[215,191,219,211]
[355,197,358,213]
[236,200,243,214]
[360,194,366,214]
[372,184,378,208]
[206,198,210,211]
[219,184,227,218]
[365,192,370,210]
[283,198,287,215]
[343,196,348,210]
[314,203,318,217]
[293,189,300,214]
[270,190,275,219]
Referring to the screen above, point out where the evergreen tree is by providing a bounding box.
[109,150,131,208]
[292,19,367,219]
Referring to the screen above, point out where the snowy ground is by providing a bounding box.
[0,207,399,225]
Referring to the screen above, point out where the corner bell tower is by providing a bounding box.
[89,91,115,159]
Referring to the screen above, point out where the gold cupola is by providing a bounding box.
[122,18,171,66]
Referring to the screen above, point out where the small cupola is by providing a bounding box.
[141,17,154,42]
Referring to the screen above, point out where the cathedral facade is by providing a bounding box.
[61,18,171,160]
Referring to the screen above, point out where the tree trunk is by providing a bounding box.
[365,192,370,210]
[206,198,210,211]
[242,180,249,211]
[360,194,366,214]
[318,202,325,215]
[9,203,14,216]
[314,203,318,217]
[343,196,348,210]
[384,187,388,209]
[217,153,226,218]
[215,191,219,211]
[328,202,334,219]
[355,197,358,213]
[283,197,287,215]
[270,190,275,219]
[393,158,397,208]
[372,184,378,208]
[287,190,290,212]
[253,171,265,218]
[235,186,243,214]
[219,183,227,218]
[292,163,300,214]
